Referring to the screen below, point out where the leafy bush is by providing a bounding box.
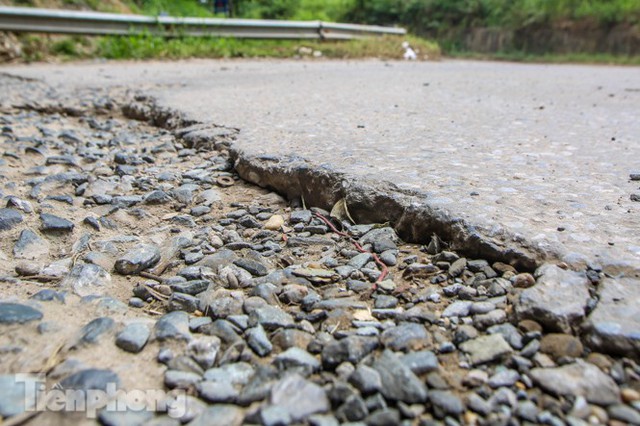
[341,0,639,32]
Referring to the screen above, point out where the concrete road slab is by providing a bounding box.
[3,59,639,273]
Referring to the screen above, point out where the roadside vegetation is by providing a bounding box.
[1,0,638,63]
[17,33,439,62]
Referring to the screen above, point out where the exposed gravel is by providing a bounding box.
[0,77,638,425]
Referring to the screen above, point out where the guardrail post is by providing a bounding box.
[317,21,325,41]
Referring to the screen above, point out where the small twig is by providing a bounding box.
[144,284,170,302]
[19,275,62,282]
[139,271,164,283]
[313,212,389,291]
[329,321,341,334]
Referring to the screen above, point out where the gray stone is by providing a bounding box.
[6,196,33,214]
[608,404,640,425]
[13,229,49,259]
[374,295,398,309]
[203,292,244,319]
[272,328,314,350]
[233,258,268,276]
[274,347,321,374]
[399,350,439,374]
[83,216,101,230]
[60,262,111,297]
[125,297,145,310]
[490,387,517,409]
[517,400,539,422]
[143,190,172,204]
[155,311,191,341]
[321,336,379,369]
[487,323,524,349]
[488,369,520,388]
[466,393,492,416]
[203,362,255,386]
[349,365,382,395]
[359,227,398,253]
[474,309,507,329]
[141,416,181,426]
[260,405,292,426]
[173,395,207,424]
[348,252,372,269]
[187,336,221,370]
[113,195,143,208]
[197,381,238,403]
[168,292,199,313]
[164,370,201,389]
[238,214,261,228]
[290,210,312,224]
[115,244,161,275]
[40,213,74,233]
[0,208,22,231]
[380,323,431,352]
[516,264,590,333]
[171,184,198,204]
[379,250,398,266]
[98,408,154,426]
[115,322,150,353]
[270,374,330,421]
[231,312,258,333]
[15,261,40,276]
[448,257,467,278]
[0,374,40,417]
[308,414,340,426]
[336,394,369,422]
[459,334,513,365]
[442,300,473,318]
[429,390,465,418]
[170,279,209,295]
[196,189,222,206]
[200,319,242,345]
[529,361,620,406]
[46,155,78,167]
[0,303,42,324]
[59,369,120,391]
[31,289,65,302]
[286,235,334,248]
[189,316,213,331]
[468,259,489,272]
[470,301,496,315]
[77,317,115,345]
[184,251,204,264]
[583,277,640,357]
[373,350,428,403]
[454,324,479,345]
[246,324,272,357]
[249,305,294,330]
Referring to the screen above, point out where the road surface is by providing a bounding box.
[3,59,640,273]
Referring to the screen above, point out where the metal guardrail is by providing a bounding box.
[0,6,406,40]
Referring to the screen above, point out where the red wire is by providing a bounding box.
[313,212,389,289]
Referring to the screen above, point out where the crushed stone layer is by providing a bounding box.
[0,75,639,426]
[2,59,640,276]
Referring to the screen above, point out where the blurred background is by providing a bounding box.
[0,0,638,62]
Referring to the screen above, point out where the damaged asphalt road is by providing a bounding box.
[0,59,638,424]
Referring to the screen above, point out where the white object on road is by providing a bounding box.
[402,41,417,60]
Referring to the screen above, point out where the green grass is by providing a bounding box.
[96,33,439,60]
[16,33,440,62]
[447,50,640,66]
[18,32,639,65]
[6,0,639,60]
